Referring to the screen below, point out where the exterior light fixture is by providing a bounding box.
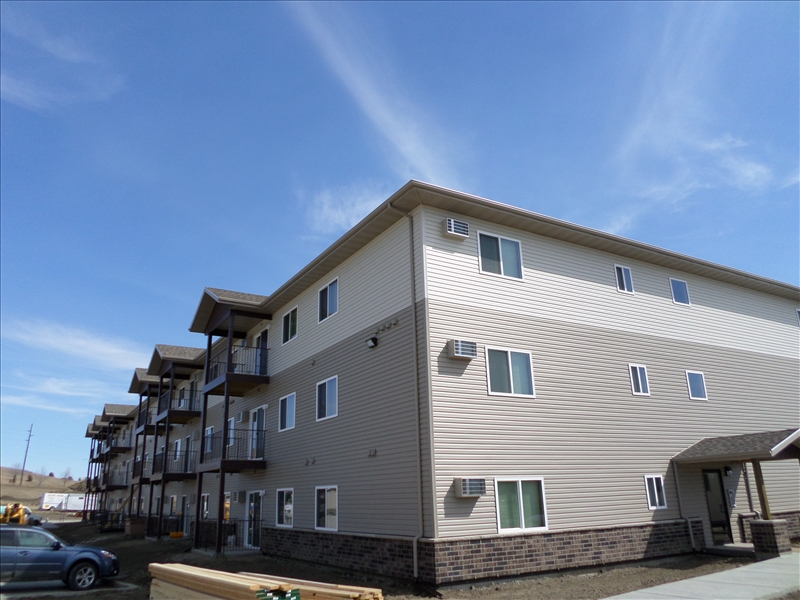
[724,466,732,477]
[366,337,378,348]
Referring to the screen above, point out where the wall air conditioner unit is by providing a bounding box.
[238,490,247,503]
[455,478,487,498]
[443,217,470,239]
[449,339,478,360]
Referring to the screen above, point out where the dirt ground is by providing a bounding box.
[8,522,789,600]
[0,466,84,509]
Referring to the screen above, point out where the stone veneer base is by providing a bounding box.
[262,519,702,585]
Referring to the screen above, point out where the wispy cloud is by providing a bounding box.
[4,375,117,398]
[605,3,786,234]
[3,320,150,371]
[289,3,463,189]
[303,180,391,235]
[1,394,95,416]
[0,5,123,110]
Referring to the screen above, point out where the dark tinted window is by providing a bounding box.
[19,530,53,547]
[0,529,16,546]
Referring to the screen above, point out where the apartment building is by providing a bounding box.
[87,181,799,584]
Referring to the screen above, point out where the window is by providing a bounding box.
[200,494,210,519]
[670,278,691,305]
[204,426,214,454]
[227,418,235,446]
[169,495,177,516]
[496,479,547,531]
[0,529,17,546]
[486,348,535,396]
[645,475,667,509]
[282,307,298,344]
[686,371,708,400]
[279,393,296,431]
[629,364,650,396]
[318,279,339,322]
[315,486,338,531]
[316,376,338,421]
[615,265,634,293]
[276,489,293,527]
[173,438,181,455]
[18,530,55,547]
[478,233,523,279]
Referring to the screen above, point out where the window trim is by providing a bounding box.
[669,278,691,306]
[316,375,339,422]
[476,230,525,281]
[685,370,708,401]
[200,493,210,519]
[278,392,296,432]
[494,477,548,534]
[318,278,339,323]
[628,364,650,396]
[227,417,235,446]
[315,485,338,532]
[485,346,536,398]
[614,264,635,294]
[644,475,667,510]
[204,426,214,454]
[276,488,294,528]
[281,306,298,345]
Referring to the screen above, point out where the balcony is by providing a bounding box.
[103,470,129,490]
[199,428,267,473]
[151,450,198,482]
[90,445,106,463]
[203,345,269,395]
[103,433,134,455]
[136,407,157,434]
[156,389,202,424]
[132,459,152,483]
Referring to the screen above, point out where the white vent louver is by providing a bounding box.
[443,218,469,239]
[455,478,486,498]
[236,411,248,423]
[449,339,478,360]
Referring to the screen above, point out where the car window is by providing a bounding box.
[18,530,54,547]
[0,529,16,547]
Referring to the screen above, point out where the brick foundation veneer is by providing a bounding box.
[262,520,698,585]
[749,520,792,558]
[772,511,800,540]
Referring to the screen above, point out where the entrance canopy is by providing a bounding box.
[672,428,800,464]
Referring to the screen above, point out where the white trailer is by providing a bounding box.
[39,493,67,510]
[39,493,94,512]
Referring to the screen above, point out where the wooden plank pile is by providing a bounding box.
[149,563,384,600]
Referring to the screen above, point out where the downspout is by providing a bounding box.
[387,200,423,580]
[672,461,695,551]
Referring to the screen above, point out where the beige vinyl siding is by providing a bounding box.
[758,460,800,514]
[422,207,799,360]
[426,296,799,538]
[267,219,412,377]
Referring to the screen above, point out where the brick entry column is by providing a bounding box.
[749,520,791,560]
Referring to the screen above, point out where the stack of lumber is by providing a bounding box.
[148,563,383,600]
[240,572,383,600]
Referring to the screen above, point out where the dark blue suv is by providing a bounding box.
[0,524,120,591]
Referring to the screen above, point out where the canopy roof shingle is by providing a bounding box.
[672,428,800,463]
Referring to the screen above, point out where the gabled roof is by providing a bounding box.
[147,344,205,376]
[128,368,161,394]
[189,181,798,335]
[672,428,800,463]
[100,403,137,423]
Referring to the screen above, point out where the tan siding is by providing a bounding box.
[760,461,800,514]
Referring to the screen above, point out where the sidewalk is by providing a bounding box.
[606,551,800,600]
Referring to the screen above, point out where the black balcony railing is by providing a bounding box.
[208,345,267,380]
[107,432,133,449]
[158,389,202,414]
[132,460,152,479]
[104,470,129,487]
[152,450,197,475]
[202,428,266,462]
[137,408,157,428]
[194,518,263,552]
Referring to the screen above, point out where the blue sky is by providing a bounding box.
[1,2,797,477]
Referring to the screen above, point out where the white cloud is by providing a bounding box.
[305,181,391,235]
[1,6,99,64]
[4,376,116,398]
[289,3,462,188]
[1,394,95,416]
[2,320,150,371]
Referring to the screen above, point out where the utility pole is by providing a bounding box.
[20,424,33,486]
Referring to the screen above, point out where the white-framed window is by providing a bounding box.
[486,347,535,397]
[316,376,338,421]
[615,265,634,293]
[315,485,338,531]
[279,393,296,431]
[478,232,523,279]
[318,279,339,322]
[227,417,235,446]
[796,309,800,325]
[685,371,708,400]
[495,478,547,532]
[644,475,667,509]
[670,278,691,305]
[276,488,293,527]
[282,307,298,344]
[629,364,650,396]
[200,493,210,519]
[173,438,181,455]
[204,426,214,454]
[169,495,177,516]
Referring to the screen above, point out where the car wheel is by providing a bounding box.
[68,562,99,591]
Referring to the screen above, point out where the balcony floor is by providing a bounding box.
[198,459,267,473]
[203,372,269,396]
[155,409,201,424]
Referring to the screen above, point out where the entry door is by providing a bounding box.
[703,470,733,544]
[251,407,266,459]
[246,492,262,548]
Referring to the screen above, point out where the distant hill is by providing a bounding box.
[0,466,85,507]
